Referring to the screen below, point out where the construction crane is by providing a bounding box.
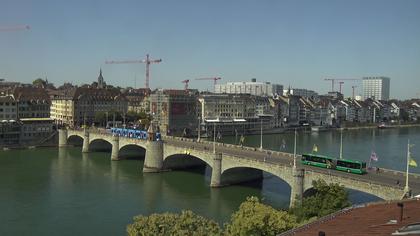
[195,77,222,91]
[338,81,344,94]
[182,79,190,91]
[324,78,361,92]
[105,54,162,89]
[0,25,30,32]
[352,86,358,99]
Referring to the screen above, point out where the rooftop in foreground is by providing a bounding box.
[281,198,420,236]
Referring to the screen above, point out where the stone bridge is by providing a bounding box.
[59,129,419,207]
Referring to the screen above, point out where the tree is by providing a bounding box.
[126,210,222,236]
[33,78,46,88]
[290,179,350,222]
[224,197,297,236]
[94,112,107,127]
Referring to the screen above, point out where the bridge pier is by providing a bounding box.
[58,129,68,147]
[82,130,89,153]
[143,140,164,173]
[290,168,304,208]
[210,153,222,187]
[111,136,119,161]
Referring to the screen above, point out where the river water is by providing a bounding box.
[1,127,419,235]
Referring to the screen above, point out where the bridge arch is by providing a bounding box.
[118,144,146,160]
[221,158,295,188]
[89,138,113,152]
[302,176,403,201]
[163,153,211,171]
[67,134,84,146]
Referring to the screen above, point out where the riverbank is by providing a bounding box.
[342,123,420,130]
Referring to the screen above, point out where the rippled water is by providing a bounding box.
[0,127,419,235]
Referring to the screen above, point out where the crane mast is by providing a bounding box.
[105,54,162,89]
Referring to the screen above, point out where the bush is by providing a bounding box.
[290,179,350,222]
[224,197,297,236]
[127,210,222,236]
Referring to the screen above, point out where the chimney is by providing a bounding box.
[397,202,404,222]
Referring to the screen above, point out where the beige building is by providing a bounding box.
[125,88,151,114]
[198,94,277,136]
[51,87,128,127]
[149,89,198,136]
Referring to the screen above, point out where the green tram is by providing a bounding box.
[301,153,367,174]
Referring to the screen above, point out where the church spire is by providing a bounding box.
[98,68,105,89]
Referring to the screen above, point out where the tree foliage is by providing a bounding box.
[224,197,297,236]
[126,210,222,236]
[33,78,47,87]
[290,179,350,222]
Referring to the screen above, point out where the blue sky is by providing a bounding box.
[1,0,420,99]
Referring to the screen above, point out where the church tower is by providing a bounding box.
[98,68,105,89]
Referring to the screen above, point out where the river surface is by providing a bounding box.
[1,127,419,235]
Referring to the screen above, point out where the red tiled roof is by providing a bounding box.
[282,199,420,236]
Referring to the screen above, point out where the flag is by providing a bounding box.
[312,144,318,152]
[370,151,378,161]
[409,157,417,167]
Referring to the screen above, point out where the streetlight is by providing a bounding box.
[293,128,297,167]
[404,139,415,196]
[213,122,216,154]
[197,115,201,142]
[340,130,343,159]
[259,119,263,150]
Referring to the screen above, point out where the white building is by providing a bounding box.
[283,88,318,98]
[362,77,390,101]
[215,79,283,97]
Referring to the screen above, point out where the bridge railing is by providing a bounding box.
[161,134,297,159]
[378,168,420,179]
[303,168,405,190]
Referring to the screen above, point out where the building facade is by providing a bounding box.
[51,87,128,127]
[215,79,283,97]
[283,88,319,99]
[362,76,390,100]
[150,89,198,136]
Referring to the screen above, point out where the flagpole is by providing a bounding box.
[293,128,297,168]
[404,139,410,194]
[339,129,343,159]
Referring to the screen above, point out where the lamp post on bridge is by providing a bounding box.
[213,122,216,154]
[293,128,297,167]
[197,115,201,142]
[259,119,263,150]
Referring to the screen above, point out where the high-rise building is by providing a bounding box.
[215,78,283,97]
[362,77,390,101]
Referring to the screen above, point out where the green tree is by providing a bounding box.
[33,78,46,87]
[94,112,107,127]
[127,210,222,236]
[224,197,297,236]
[290,179,350,222]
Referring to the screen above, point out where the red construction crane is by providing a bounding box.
[182,79,190,91]
[324,78,360,92]
[195,77,221,91]
[0,25,30,32]
[105,54,162,89]
[352,86,358,99]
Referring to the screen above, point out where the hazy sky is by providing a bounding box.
[1,0,420,99]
